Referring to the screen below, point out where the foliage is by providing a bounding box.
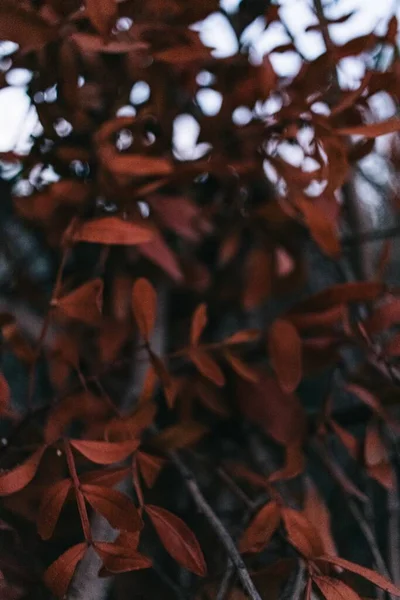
[0,1,399,599]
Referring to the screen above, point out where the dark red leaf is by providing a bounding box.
[189,348,225,387]
[54,278,103,326]
[0,446,46,496]
[44,542,87,598]
[145,505,207,576]
[313,576,361,600]
[82,484,143,532]
[336,118,400,137]
[224,350,259,383]
[37,479,72,540]
[151,422,208,452]
[85,0,117,38]
[236,372,306,446]
[0,372,10,411]
[315,555,400,596]
[136,452,166,488]
[132,278,157,341]
[70,439,139,464]
[282,508,324,557]
[190,303,208,346]
[269,319,302,393]
[0,1,56,51]
[95,542,152,574]
[139,230,183,282]
[71,217,154,246]
[44,392,109,444]
[239,502,281,554]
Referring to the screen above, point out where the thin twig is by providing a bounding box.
[215,560,235,600]
[170,451,263,600]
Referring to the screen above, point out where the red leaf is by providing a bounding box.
[315,555,400,596]
[136,452,166,488]
[44,392,109,444]
[0,446,46,496]
[224,350,259,383]
[329,420,358,459]
[268,443,305,483]
[336,118,400,137]
[269,319,302,393]
[85,0,117,38]
[44,542,87,598]
[304,479,337,556]
[70,439,139,464]
[282,508,324,557]
[106,155,173,178]
[189,348,225,387]
[80,467,130,487]
[95,542,151,574]
[82,484,143,532]
[288,282,384,314]
[313,576,361,600]
[346,384,386,418]
[151,422,208,452]
[132,278,157,341]
[105,402,157,442]
[239,501,281,554]
[224,330,260,345]
[37,479,72,540]
[236,373,306,446]
[0,372,10,411]
[296,197,340,258]
[145,505,207,576]
[54,279,103,326]
[139,230,183,282]
[0,1,56,51]
[71,217,154,246]
[191,304,208,346]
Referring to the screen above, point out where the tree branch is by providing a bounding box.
[170,451,263,600]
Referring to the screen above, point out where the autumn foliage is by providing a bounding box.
[1,1,400,599]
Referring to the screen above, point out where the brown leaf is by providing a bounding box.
[224,350,259,383]
[313,576,362,600]
[269,319,302,393]
[85,0,117,38]
[37,479,72,540]
[44,392,109,444]
[224,330,260,345]
[268,443,304,483]
[336,118,400,137]
[0,1,56,51]
[70,439,139,464]
[136,452,166,488]
[54,278,103,326]
[82,484,143,532]
[139,230,183,282]
[44,542,87,598]
[95,542,151,574]
[282,508,324,557]
[0,446,46,496]
[191,304,208,346]
[0,372,10,411]
[315,555,400,596]
[236,372,306,446]
[189,348,225,387]
[346,384,386,419]
[145,504,207,576]
[239,501,281,554]
[151,422,208,452]
[288,282,385,315]
[132,278,157,341]
[304,479,337,556]
[296,197,340,258]
[71,217,154,246]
